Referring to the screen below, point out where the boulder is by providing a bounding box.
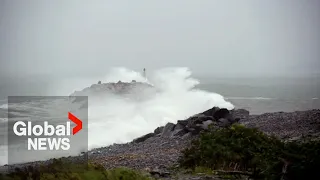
[171,128,189,137]
[133,133,155,143]
[174,123,185,131]
[149,168,170,178]
[230,109,250,121]
[201,107,220,117]
[213,108,230,120]
[161,123,176,137]
[182,132,193,139]
[186,115,214,129]
[177,120,189,127]
[217,118,232,128]
[154,126,164,134]
[186,124,204,135]
[201,120,214,130]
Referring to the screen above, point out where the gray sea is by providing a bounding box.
[196,76,320,114]
[0,76,319,115]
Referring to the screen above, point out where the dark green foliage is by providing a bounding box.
[179,124,320,179]
[0,158,153,180]
[281,140,320,180]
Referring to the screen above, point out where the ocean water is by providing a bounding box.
[196,76,320,114]
[0,67,319,165]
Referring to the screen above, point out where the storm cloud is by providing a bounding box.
[0,0,319,78]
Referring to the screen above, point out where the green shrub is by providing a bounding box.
[193,166,213,175]
[179,124,320,179]
[104,168,151,180]
[0,159,153,180]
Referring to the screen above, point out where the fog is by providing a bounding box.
[0,0,319,79]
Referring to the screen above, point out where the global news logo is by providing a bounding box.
[12,112,82,151]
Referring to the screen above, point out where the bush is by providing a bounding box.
[179,124,320,179]
[0,159,153,180]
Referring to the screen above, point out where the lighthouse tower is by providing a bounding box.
[143,68,146,80]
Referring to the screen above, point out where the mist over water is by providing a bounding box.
[0,67,234,165]
[84,67,234,148]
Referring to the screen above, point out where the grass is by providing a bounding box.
[0,159,153,180]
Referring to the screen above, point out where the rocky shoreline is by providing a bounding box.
[1,107,320,179]
[87,108,320,172]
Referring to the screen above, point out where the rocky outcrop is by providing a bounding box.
[132,107,249,143]
[69,80,155,103]
[70,80,154,97]
[133,133,156,143]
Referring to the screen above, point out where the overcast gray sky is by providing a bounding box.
[0,0,319,78]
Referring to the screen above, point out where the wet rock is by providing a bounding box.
[174,123,185,131]
[213,108,230,120]
[201,120,213,130]
[133,133,155,143]
[161,123,176,137]
[182,132,193,139]
[154,126,164,134]
[172,129,188,137]
[192,114,214,122]
[177,120,189,126]
[231,109,250,121]
[186,115,212,129]
[188,124,203,135]
[200,107,220,117]
[149,167,170,178]
[150,107,246,139]
[217,118,232,128]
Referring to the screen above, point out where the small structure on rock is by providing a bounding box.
[98,81,101,84]
[143,68,147,80]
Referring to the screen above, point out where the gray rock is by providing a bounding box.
[190,124,203,135]
[174,123,185,131]
[217,118,232,127]
[213,108,230,120]
[177,120,189,126]
[133,133,155,143]
[182,132,193,139]
[194,115,214,122]
[161,123,176,137]
[231,109,250,121]
[200,106,220,117]
[201,120,213,130]
[149,168,171,178]
[186,115,213,129]
[171,129,188,137]
[186,127,195,132]
[154,126,164,134]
